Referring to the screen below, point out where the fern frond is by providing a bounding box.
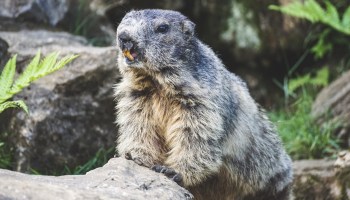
[342,6,350,27]
[0,100,28,114]
[49,54,79,74]
[0,55,17,102]
[0,51,78,114]
[269,0,350,35]
[325,1,339,24]
[35,52,59,79]
[10,51,41,95]
[269,2,317,22]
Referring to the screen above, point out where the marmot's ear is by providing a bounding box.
[181,19,195,39]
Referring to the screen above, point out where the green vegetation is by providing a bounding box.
[69,0,111,46]
[268,0,350,159]
[30,148,115,175]
[270,67,340,159]
[270,94,340,160]
[269,0,350,35]
[0,51,77,171]
[0,51,78,114]
[61,148,114,175]
[0,132,13,169]
[270,0,350,59]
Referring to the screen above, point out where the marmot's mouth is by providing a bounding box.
[122,41,141,63]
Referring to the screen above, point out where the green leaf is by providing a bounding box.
[310,67,329,86]
[342,6,350,28]
[35,52,59,79]
[0,51,78,114]
[288,74,311,93]
[310,29,332,59]
[10,51,41,94]
[325,1,339,23]
[269,0,350,35]
[49,54,78,73]
[304,0,324,22]
[269,2,317,22]
[0,100,28,114]
[0,55,17,103]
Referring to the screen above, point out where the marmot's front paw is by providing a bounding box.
[151,165,183,186]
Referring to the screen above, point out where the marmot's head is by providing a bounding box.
[116,9,196,73]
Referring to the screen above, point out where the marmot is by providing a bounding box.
[114,9,293,200]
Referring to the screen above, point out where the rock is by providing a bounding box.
[335,151,350,169]
[293,158,350,200]
[312,70,350,148]
[57,0,115,46]
[0,157,193,200]
[0,0,69,26]
[0,30,119,173]
[2,157,350,200]
[0,37,9,70]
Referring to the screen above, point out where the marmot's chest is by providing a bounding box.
[130,73,194,136]
[147,89,182,134]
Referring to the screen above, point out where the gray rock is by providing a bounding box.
[0,30,119,173]
[312,70,350,148]
[335,151,350,169]
[293,158,350,200]
[2,157,350,200]
[0,157,193,200]
[0,0,69,26]
[0,37,9,69]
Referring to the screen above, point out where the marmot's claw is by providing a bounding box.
[133,157,145,166]
[151,165,183,185]
[125,153,146,166]
[125,152,132,160]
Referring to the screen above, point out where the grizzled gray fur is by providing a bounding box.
[114,9,293,200]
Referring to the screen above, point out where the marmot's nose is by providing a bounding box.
[118,32,135,50]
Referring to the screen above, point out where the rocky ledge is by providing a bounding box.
[0,157,193,200]
[1,152,350,200]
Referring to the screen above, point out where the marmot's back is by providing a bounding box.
[114,9,293,200]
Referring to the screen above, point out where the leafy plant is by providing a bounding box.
[0,51,78,114]
[269,0,350,34]
[270,65,341,159]
[270,91,340,159]
[274,65,329,105]
[287,67,329,94]
[31,148,115,175]
[0,133,13,169]
[269,0,350,59]
[64,148,114,175]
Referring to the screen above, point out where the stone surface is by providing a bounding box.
[0,37,9,69]
[293,158,350,200]
[1,157,350,200]
[0,157,193,200]
[335,150,350,169]
[0,30,119,173]
[312,70,350,148]
[0,0,69,26]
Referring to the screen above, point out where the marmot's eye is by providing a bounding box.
[156,24,169,33]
